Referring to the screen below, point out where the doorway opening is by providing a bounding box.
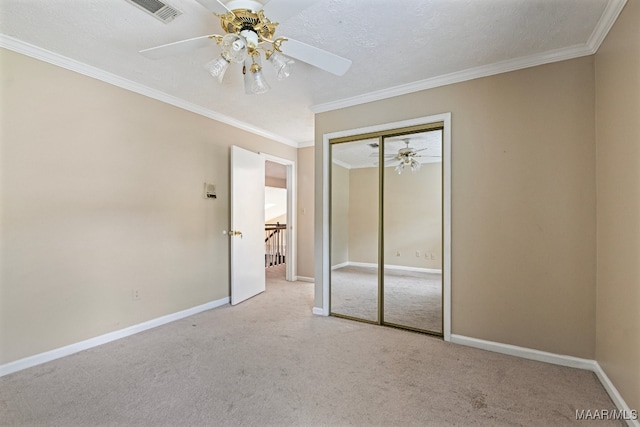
[265,160,288,280]
[229,147,297,306]
[262,153,297,283]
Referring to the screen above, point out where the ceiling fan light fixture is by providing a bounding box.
[248,69,270,94]
[139,1,352,95]
[410,158,421,172]
[240,29,260,49]
[267,51,295,80]
[220,33,248,63]
[393,153,422,175]
[244,56,270,94]
[204,55,230,83]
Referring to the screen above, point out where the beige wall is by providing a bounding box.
[595,0,640,412]
[0,49,296,364]
[339,163,442,269]
[316,56,597,358]
[330,163,350,266]
[265,176,286,188]
[383,163,442,269]
[346,167,379,264]
[296,146,314,278]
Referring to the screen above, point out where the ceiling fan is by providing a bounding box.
[139,0,352,94]
[370,138,440,174]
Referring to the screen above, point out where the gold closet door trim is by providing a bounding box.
[329,122,444,145]
[328,122,445,336]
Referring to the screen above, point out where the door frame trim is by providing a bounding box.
[318,113,452,341]
[261,152,297,282]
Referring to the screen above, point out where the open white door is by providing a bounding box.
[230,145,265,305]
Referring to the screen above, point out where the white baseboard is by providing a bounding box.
[451,334,639,426]
[592,362,640,427]
[450,334,596,369]
[345,261,442,274]
[385,264,442,274]
[312,307,327,316]
[0,297,230,378]
[296,276,314,283]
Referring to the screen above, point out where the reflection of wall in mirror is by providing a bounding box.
[348,163,442,270]
[331,163,350,267]
[347,165,380,266]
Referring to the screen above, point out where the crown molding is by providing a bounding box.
[310,44,591,113]
[587,0,628,52]
[0,34,300,148]
[297,140,316,148]
[3,0,626,139]
[311,0,627,114]
[331,158,351,169]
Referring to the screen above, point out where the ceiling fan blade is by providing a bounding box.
[140,35,217,60]
[263,0,316,23]
[280,38,352,76]
[193,0,233,14]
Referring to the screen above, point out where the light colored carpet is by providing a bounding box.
[0,265,622,426]
[331,266,442,333]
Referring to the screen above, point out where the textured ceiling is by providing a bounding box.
[0,0,622,146]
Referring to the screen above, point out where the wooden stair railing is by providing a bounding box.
[265,223,286,268]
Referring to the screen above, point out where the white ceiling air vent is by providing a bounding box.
[125,0,182,23]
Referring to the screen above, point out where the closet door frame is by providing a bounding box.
[320,113,452,341]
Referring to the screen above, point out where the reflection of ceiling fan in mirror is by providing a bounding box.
[139,0,352,94]
[371,138,440,174]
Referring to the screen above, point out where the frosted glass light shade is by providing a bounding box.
[221,34,248,63]
[268,52,295,80]
[244,56,270,95]
[204,56,230,83]
[248,70,270,94]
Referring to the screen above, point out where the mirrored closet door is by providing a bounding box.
[382,130,443,334]
[330,124,443,335]
[330,137,379,323]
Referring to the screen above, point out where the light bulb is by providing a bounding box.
[221,34,247,63]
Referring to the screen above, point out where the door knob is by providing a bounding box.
[230,230,243,238]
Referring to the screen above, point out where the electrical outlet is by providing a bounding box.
[132,289,140,301]
[416,250,421,257]
[396,250,401,256]
[431,253,436,260]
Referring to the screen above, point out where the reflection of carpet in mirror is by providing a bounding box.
[331,265,442,333]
